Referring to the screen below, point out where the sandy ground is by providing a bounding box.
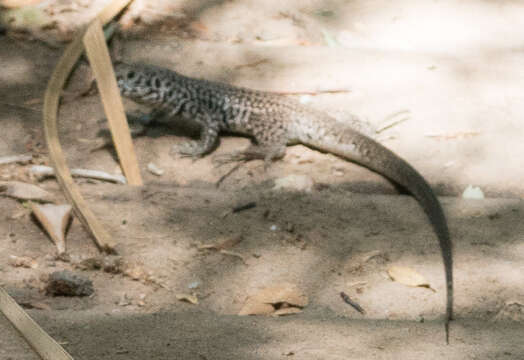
[1,1,524,359]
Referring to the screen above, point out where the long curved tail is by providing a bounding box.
[297,118,453,342]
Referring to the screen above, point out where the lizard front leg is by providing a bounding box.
[171,114,220,158]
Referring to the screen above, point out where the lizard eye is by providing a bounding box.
[126,71,136,80]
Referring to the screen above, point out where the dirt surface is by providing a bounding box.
[1,1,524,359]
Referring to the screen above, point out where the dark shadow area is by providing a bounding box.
[19,305,524,359]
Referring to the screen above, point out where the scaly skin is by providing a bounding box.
[114,62,453,342]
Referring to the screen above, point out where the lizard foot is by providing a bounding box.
[170,141,207,160]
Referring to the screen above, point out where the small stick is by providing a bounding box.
[215,162,243,188]
[0,154,32,165]
[340,292,365,314]
[30,165,127,184]
[232,202,257,213]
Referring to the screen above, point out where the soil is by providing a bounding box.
[1,1,524,359]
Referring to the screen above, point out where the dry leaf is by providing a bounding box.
[31,203,72,255]
[0,181,54,202]
[238,283,308,316]
[387,266,435,291]
[176,293,199,305]
[239,301,274,316]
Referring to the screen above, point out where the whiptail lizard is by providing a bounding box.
[114,62,453,342]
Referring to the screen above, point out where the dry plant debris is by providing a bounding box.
[31,203,72,256]
[176,293,199,305]
[0,181,54,202]
[239,283,308,316]
[8,255,38,269]
[387,266,435,291]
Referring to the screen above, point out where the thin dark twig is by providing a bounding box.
[215,162,244,188]
[232,202,257,213]
[340,292,365,314]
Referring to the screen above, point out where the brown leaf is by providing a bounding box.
[238,283,308,316]
[31,203,72,255]
[387,266,435,291]
[1,181,54,202]
[238,301,274,316]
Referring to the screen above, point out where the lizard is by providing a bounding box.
[114,62,453,342]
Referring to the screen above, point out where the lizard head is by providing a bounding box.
[114,63,171,106]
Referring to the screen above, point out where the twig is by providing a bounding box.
[0,154,32,165]
[232,202,257,213]
[215,162,244,188]
[30,165,127,184]
[376,109,411,134]
[340,292,365,314]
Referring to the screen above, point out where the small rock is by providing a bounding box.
[462,185,484,199]
[46,270,94,297]
[273,174,314,193]
[9,255,38,269]
[147,162,164,176]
